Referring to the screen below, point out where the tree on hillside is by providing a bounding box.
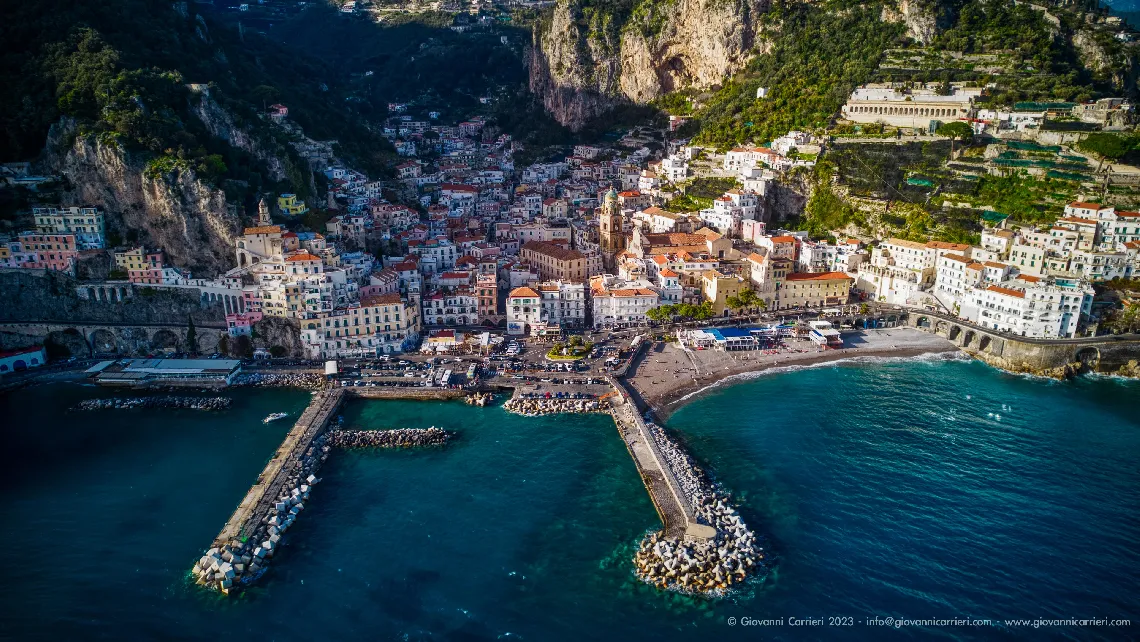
[936,121,974,157]
[1077,133,1131,172]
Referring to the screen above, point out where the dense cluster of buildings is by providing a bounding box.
[6,89,1135,353]
[852,199,1140,337]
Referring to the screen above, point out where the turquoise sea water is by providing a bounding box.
[1,360,1138,641]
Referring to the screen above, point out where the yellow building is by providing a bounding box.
[701,270,745,317]
[114,247,147,272]
[277,193,309,217]
[779,271,853,310]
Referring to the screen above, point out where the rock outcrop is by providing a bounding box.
[251,316,305,358]
[530,0,769,129]
[188,89,289,184]
[44,119,241,277]
[881,0,957,44]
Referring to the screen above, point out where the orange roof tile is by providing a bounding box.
[784,271,853,281]
[509,287,539,298]
[243,225,282,235]
[285,253,321,262]
[987,284,1025,298]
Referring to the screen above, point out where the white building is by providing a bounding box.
[959,275,1092,338]
[589,274,660,328]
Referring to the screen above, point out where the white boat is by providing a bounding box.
[263,412,289,424]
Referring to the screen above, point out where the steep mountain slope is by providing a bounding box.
[529,0,769,129]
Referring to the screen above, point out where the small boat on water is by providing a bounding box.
[263,412,289,424]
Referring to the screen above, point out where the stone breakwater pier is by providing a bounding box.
[73,395,231,411]
[192,387,462,594]
[326,427,454,448]
[608,375,764,595]
[194,388,346,593]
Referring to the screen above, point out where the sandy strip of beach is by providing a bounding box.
[624,328,960,420]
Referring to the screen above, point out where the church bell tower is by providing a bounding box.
[598,187,624,271]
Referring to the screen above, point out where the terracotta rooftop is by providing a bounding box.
[509,286,539,298]
[243,225,282,235]
[784,271,853,281]
[285,253,321,262]
[987,284,1026,298]
[361,293,402,306]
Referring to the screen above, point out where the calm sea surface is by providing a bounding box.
[1,360,1138,641]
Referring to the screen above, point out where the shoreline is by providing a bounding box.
[623,329,963,422]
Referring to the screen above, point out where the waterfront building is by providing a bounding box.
[700,270,746,317]
[0,345,47,373]
[590,274,659,327]
[778,272,853,310]
[90,358,242,387]
[507,286,542,335]
[958,275,1093,338]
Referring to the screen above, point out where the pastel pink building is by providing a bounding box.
[225,311,264,337]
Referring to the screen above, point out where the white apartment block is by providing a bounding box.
[959,276,1092,338]
[589,274,660,328]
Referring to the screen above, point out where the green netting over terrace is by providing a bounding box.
[1013,102,1077,111]
[1046,170,1089,181]
[981,210,1009,224]
[1006,141,1062,152]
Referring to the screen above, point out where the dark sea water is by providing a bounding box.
[1,360,1138,641]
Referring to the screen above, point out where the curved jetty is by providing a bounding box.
[192,388,460,594]
[608,373,764,596]
[74,396,231,411]
[326,427,454,448]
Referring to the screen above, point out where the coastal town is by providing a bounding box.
[4,0,1140,635]
[5,79,1140,381]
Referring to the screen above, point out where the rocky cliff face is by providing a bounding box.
[1073,27,1139,92]
[881,0,956,44]
[189,90,288,183]
[251,316,305,357]
[45,120,241,277]
[530,0,769,129]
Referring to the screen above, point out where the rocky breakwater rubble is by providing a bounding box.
[74,396,231,411]
[633,422,766,595]
[325,427,454,449]
[192,434,331,594]
[232,372,326,389]
[465,391,495,406]
[503,393,603,416]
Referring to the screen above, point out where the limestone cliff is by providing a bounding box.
[880,0,957,44]
[45,120,241,278]
[530,0,770,129]
[1073,26,1139,92]
[189,90,289,184]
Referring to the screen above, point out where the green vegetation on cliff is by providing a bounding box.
[691,0,905,148]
